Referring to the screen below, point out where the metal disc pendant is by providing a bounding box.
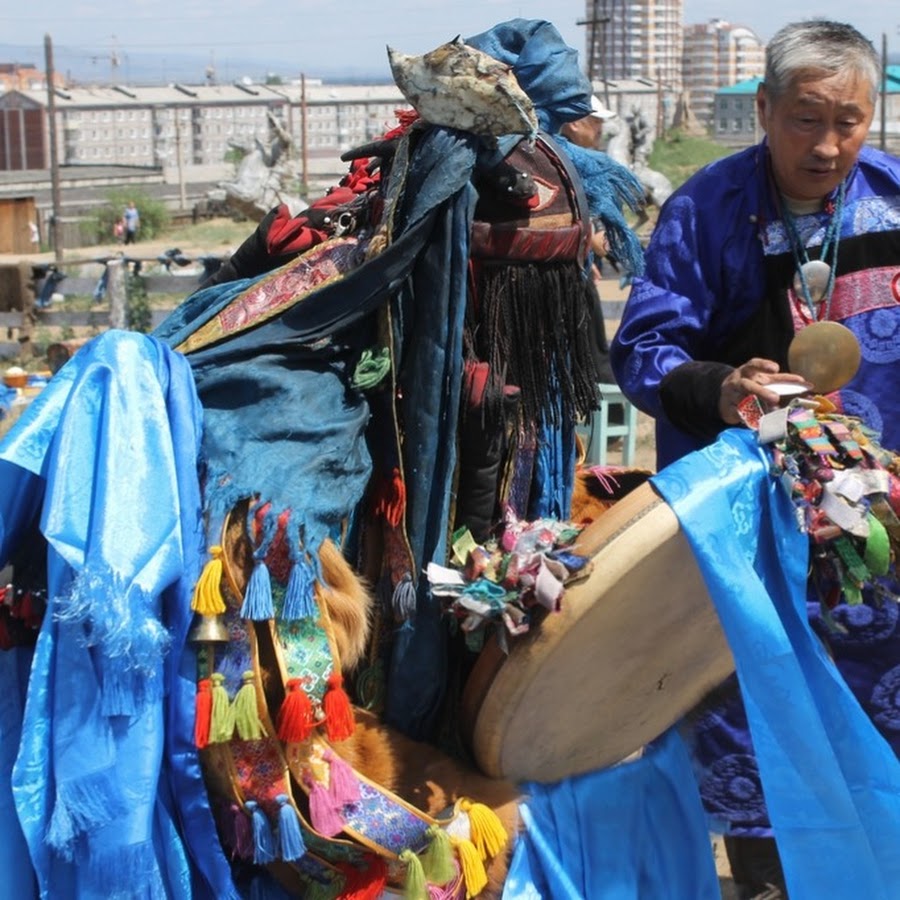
[793,259,832,305]
[788,320,861,394]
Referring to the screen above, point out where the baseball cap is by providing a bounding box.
[589,95,616,120]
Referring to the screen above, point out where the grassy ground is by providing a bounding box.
[649,129,732,190]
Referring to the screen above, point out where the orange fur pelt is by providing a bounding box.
[570,464,653,525]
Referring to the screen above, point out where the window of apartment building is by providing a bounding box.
[733,119,742,131]
[719,118,728,131]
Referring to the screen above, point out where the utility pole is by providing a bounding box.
[881,32,887,152]
[174,113,187,211]
[577,1,611,106]
[44,34,64,263]
[300,73,309,199]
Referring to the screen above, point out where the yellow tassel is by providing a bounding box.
[400,848,428,900]
[451,836,487,899]
[460,798,507,860]
[191,546,226,615]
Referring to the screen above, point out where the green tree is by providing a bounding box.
[90,188,171,243]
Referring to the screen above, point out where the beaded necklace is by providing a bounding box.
[780,180,846,322]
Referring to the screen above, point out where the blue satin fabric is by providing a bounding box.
[0,646,37,898]
[503,727,719,899]
[0,332,236,898]
[653,429,900,899]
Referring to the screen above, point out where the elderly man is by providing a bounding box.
[611,19,900,899]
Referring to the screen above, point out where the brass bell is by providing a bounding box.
[188,614,231,644]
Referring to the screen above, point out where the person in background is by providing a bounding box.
[611,19,900,898]
[560,94,616,263]
[559,94,625,440]
[122,201,140,244]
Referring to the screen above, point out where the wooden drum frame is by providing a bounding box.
[459,480,735,783]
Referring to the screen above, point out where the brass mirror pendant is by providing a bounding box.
[788,321,861,394]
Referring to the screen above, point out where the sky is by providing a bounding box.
[0,1,895,82]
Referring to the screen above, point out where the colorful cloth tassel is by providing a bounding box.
[374,467,407,528]
[209,672,235,743]
[392,573,417,621]
[194,678,212,749]
[245,800,276,864]
[277,677,316,743]
[191,545,226,615]
[400,848,428,900]
[421,825,456,887]
[306,773,345,837]
[459,798,507,860]
[231,803,254,861]
[283,557,318,620]
[233,671,264,740]
[241,558,275,620]
[335,856,388,900]
[276,793,307,862]
[451,837,487,899]
[325,748,361,808]
[323,673,355,742]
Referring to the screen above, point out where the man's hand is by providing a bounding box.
[591,227,610,259]
[718,358,811,424]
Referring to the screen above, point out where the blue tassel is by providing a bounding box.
[246,800,276,864]
[276,793,307,861]
[282,558,317,621]
[392,573,417,621]
[241,559,275,620]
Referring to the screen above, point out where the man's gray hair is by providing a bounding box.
[765,20,879,102]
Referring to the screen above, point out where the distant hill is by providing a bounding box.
[0,42,391,88]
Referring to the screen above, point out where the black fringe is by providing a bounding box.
[471,262,600,429]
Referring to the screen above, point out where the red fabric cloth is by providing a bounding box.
[265,160,383,258]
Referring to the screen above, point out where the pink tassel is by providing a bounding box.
[231,803,253,861]
[306,773,345,837]
[428,868,464,900]
[325,748,361,808]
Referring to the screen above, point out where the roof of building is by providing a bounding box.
[1,81,406,110]
[720,68,900,96]
[717,77,763,95]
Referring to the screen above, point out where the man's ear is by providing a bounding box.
[756,83,769,132]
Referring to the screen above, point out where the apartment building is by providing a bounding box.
[0,80,407,192]
[683,20,765,127]
[584,0,683,92]
[713,67,900,149]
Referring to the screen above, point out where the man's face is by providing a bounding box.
[563,115,605,150]
[756,71,874,202]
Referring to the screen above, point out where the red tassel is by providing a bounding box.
[325,748,361,807]
[323,673,355,742]
[0,611,12,651]
[335,855,388,900]
[373,467,406,528]
[194,678,212,749]
[277,678,316,743]
[306,773,345,837]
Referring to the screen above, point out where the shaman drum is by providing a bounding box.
[459,479,735,783]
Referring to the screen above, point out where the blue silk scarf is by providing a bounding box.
[0,332,236,899]
[653,429,900,899]
[503,727,719,899]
